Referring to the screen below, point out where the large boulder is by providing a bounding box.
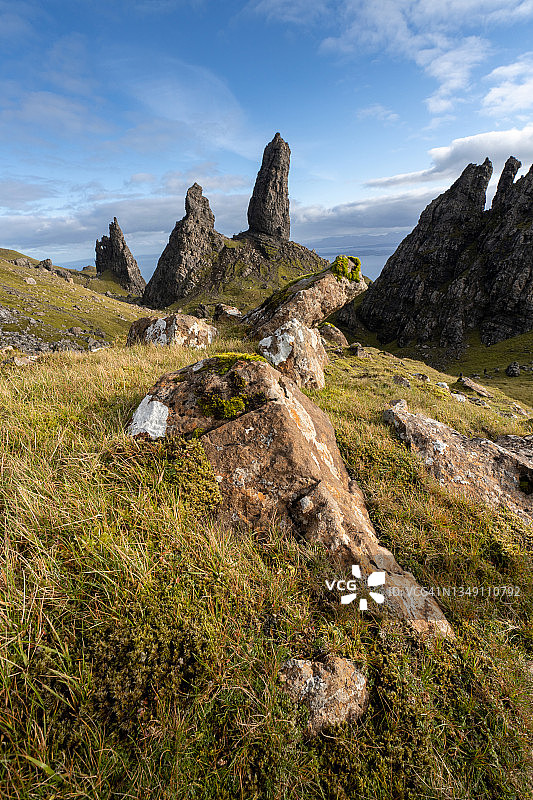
[384,399,533,524]
[243,269,367,339]
[126,314,217,349]
[258,318,328,389]
[279,655,368,735]
[95,217,146,294]
[127,355,452,637]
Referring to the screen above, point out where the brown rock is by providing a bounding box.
[384,399,533,524]
[258,318,328,389]
[393,374,411,389]
[244,269,367,339]
[279,655,368,735]
[246,132,291,241]
[126,313,217,349]
[213,303,243,323]
[319,323,349,348]
[127,356,453,637]
[458,376,493,397]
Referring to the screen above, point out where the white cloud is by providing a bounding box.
[291,187,438,240]
[256,1,533,116]
[366,123,533,186]
[357,104,399,122]
[482,53,533,116]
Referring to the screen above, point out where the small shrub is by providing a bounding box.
[331,254,362,282]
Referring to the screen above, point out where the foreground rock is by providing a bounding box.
[384,399,533,523]
[258,318,328,389]
[95,217,146,294]
[128,355,452,636]
[244,269,367,339]
[347,156,533,348]
[242,132,291,241]
[279,656,367,735]
[126,314,217,348]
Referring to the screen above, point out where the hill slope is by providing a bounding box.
[0,250,153,353]
[1,336,532,799]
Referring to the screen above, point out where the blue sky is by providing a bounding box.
[2,0,533,278]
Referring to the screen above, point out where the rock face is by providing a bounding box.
[126,313,217,349]
[279,656,368,735]
[128,355,452,637]
[345,156,533,348]
[384,399,533,524]
[258,319,328,389]
[245,132,290,241]
[95,218,146,295]
[143,184,226,309]
[244,269,367,339]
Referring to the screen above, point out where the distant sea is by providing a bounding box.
[58,241,400,284]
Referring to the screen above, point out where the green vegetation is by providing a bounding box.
[331,254,362,282]
[0,254,145,348]
[0,336,531,798]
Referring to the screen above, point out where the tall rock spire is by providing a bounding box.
[142,184,226,309]
[95,217,146,294]
[246,132,291,240]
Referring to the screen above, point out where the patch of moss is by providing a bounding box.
[204,352,267,375]
[331,254,362,282]
[100,436,221,517]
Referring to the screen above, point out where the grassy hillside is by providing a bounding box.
[336,297,533,406]
[0,253,150,351]
[1,338,532,799]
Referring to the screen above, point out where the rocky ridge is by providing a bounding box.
[343,156,533,349]
[95,217,146,295]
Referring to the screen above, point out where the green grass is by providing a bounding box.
[336,313,533,406]
[0,337,532,798]
[0,257,146,348]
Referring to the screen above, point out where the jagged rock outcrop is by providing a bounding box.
[126,313,217,349]
[143,184,226,309]
[127,355,452,637]
[342,156,533,348]
[95,218,145,295]
[258,318,328,389]
[243,132,290,241]
[142,137,326,310]
[384,399,533,523]
[244,268,367,339]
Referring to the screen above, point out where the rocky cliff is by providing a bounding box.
[343,156,533,349]
[95,217,146,295]
[142,135,326,310]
